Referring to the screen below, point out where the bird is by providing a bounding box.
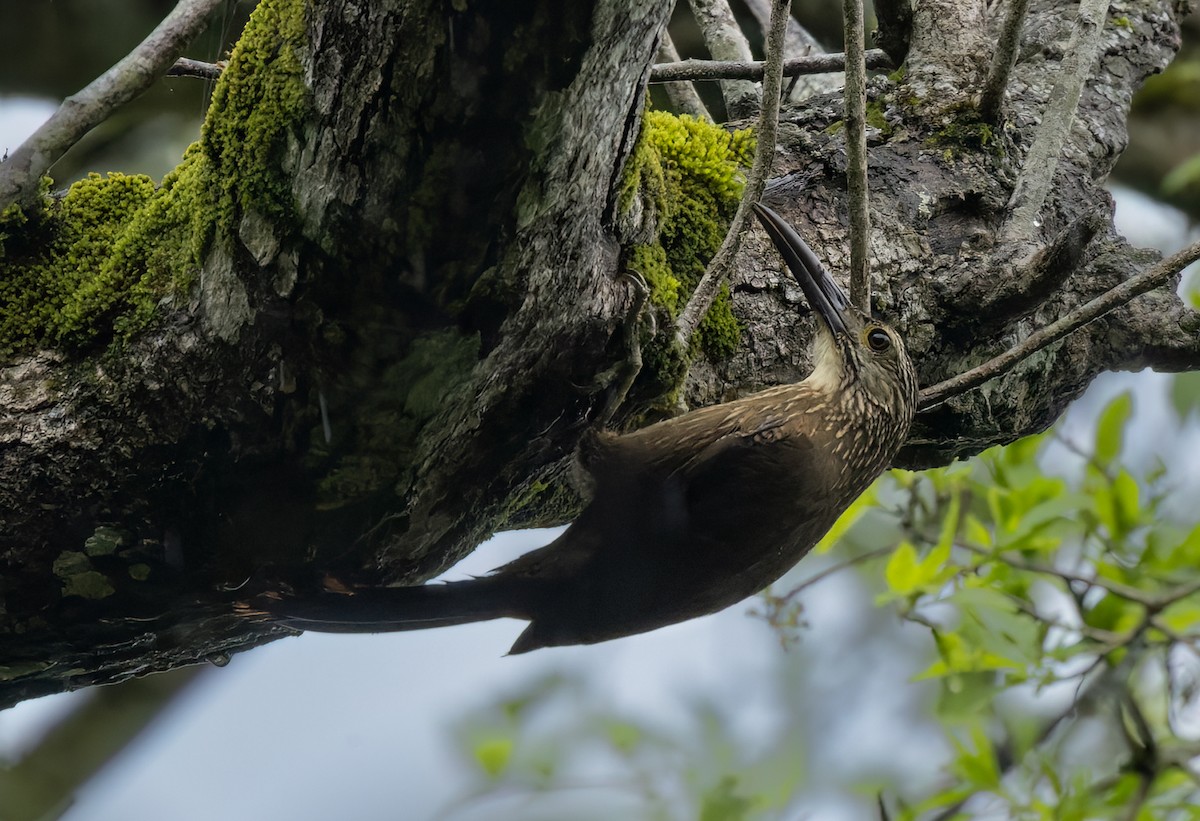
[253,203,918,654]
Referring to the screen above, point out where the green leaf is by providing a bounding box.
[1170,371,1200,421]
[1082,592,1143,633]
[949,724,1001,789]
[1111,469,1141,533]
[473,736,513,778]
[932,490,962,565]
[699,776,757,821]
[885,541,921,595]
[1162,152,1200,195]
[1094,392,1133,465]
[815,482,876,554]
[964,514,992,548]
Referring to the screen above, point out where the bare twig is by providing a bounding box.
[686,0,760,119]
[676,0,790,343]
[0,0,225,211]
[963,540,1200,614]
[961,542,1157,607]
[741,0,833,102]
[656,33,711,121]
[650,49,893,83]
[1000,0,1111,246]
[979,0,1031,124]
[843,0,871,312]
[167,56,226,80]
[918,237,1200,410]
[779,546,893,604]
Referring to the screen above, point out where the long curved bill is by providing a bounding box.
[752,203,849,336]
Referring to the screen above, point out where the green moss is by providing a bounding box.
[865,101,892,137]
[201,0,309,237]
[928,114,1000,157]
[84,526,128,557]
[500,477,584,530]
[619,111,753,371]
[695,284,740,359]
[1112,15,1131,28]
[315,330,481,508]
[51,550,115,600]
[0,0,309,357]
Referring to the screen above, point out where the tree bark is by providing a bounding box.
[0,0,1195,707]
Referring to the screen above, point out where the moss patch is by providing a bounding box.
[620,111,753,371]
[0,0,309,357]
[313,329,482,508]
[928,110,1001,157]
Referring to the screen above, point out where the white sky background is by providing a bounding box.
[1,95,1199,821]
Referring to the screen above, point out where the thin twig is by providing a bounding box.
[843,0,871,312]
[918,237,1200,410]
[686,0,760,119]
[741,0,831,102]
[656,33,711,121]
[1000,0,1111,246]
[167,56,225,80]
[650,49,893,83]
[961,542,1157,607]
[979,0,1031,124]
[964,541,1200,614]
[780,546,893,604]
[0,0,225,211]
[675,0,791,344]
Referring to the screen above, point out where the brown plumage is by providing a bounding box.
[258,203,918,653]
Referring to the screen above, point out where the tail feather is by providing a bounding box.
[259,577,529,634]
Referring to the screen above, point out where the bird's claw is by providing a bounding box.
[593,269,651,427]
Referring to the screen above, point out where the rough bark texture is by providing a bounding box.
[0,0,1196,707]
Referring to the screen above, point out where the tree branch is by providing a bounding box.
[166,56,225,80]
[676,0,790,344]
[685,0,760,119]
[0,0,224,211]
[0,668,202,818]
[918,237,1200,410]
[1000,0,1111,246]
[843,0,871,312]
[740,0,835,103]
[979,0,1031,124]
[649,49,893,83]
[656,33,711,121]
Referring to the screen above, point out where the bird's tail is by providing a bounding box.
[245,576,530,634]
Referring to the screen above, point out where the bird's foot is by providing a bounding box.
[592,270,651,428]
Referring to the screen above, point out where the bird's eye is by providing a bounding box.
[866,327,891,353]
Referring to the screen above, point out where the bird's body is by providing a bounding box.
[259,204,918,653]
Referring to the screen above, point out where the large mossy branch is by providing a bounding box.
[0,0,1196,708]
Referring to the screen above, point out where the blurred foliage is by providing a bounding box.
[1117,28,1200,218]
[443,671,805,821]
[447,391,1200,820]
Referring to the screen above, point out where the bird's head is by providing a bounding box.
[753,203,917,419]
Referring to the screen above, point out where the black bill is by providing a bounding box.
[752,202,849,336]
